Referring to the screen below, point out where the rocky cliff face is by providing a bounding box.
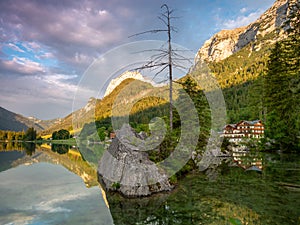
[197,0,296,62]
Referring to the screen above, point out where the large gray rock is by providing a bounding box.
[98,124,172,197]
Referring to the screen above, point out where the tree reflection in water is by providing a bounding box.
[105,152,300,225]
[51,144,70,154]
[22,142,36,156]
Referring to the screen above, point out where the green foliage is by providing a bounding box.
[23,127,37,141]
[51,144,69,154]
[95,79,161,121]
[0,130,24,141]
[179,77,211,151]
[97,127,107,141]
[168,174,177,184]
[210,44,270,124]
[22,142,36,155]
[229,218,243,225]
[210,43,270,89]
[112,182,121,190]
[262,4,300,150]
[148,129,179,163]
[148,77,211,178]
[264,33,300,151]
[52,129,70,140]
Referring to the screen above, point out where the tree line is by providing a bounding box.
[0,127,37,141]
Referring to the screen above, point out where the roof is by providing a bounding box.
[223,124,236,129]
[223,120,263,130]
[236,120,263,126]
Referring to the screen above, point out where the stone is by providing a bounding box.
[98,124,172,197]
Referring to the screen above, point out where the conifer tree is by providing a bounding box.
[264,1,300,150]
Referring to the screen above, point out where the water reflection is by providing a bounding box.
[105,152,300,225]
[51,143,69,154]
[77,141,106,167]
[0,143,113,224]
[0,142,99,187]
[0,163,113,225]
[1,142,299,224]
[0,141,23,151]
[0,141,37,156]
[202,150,264,181]
[22,142,36,156]
[232,150,263,171]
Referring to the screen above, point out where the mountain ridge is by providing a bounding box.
[41,77,168,135]
[38,0,300,134]
[197,0,295,62]
[104,71,155,97]
[0,106,61,132]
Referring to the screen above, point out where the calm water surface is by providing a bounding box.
[0,143,299,225]
[0,144,113,225]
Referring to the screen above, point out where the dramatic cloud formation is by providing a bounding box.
[0,0,275,119]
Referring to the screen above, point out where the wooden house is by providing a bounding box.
[223,120,264,142]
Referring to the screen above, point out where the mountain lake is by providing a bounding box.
[0,142,299,225]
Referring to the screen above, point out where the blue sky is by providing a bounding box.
[0,0,275,119]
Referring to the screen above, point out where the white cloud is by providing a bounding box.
[23,41,41,51]
[222,9,264,29]
[240,7,248,13]
[38,51,54,59]
[74,52,95,65]
[37,74,79,98]
[35,193,88,213]
[7,43,25,53]
[0,73,91,118]
[98,10,107,16]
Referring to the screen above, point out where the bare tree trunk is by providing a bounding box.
[130,4,178,131]
[166,5,173,131]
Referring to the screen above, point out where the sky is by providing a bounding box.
[0,0,275,120]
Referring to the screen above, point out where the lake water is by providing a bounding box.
[0,143,299,224]
[0,144,113,225]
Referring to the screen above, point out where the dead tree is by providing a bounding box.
[130,4,191,131]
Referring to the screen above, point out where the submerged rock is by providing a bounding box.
[98,124,172,197]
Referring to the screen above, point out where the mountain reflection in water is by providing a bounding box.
[0,143,299,224]
[0,144,114,225]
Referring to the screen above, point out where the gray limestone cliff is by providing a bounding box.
[197,0,296,62]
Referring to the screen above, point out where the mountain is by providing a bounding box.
[41,97,96,135]
[43,0,299,134]
[42,77,169,135]
[196,0,299,124]
[0,106,60,132]
[197,0,295,62]
[104,71,154,97]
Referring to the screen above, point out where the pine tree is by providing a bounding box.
[264,2,300,150]
[23,127,37,141]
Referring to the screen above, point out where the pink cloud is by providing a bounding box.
[1,56,45,74]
